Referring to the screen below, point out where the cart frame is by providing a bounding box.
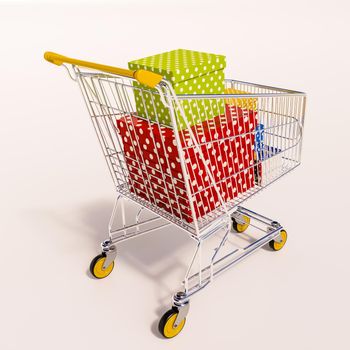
[44,52,306,338]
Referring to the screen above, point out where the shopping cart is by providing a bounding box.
[44,52,306,338]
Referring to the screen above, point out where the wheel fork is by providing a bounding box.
[172,292,190,327]
[270,221,284,243]
[101,240,117,270]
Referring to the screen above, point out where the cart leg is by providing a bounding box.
[89,196,121,279]
[158,237,206,338]
[89,194,172,279]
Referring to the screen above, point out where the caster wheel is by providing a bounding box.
[269,230,288,251]
[89,253,115,279]
[158,308,186,338]
[232,215,250,233]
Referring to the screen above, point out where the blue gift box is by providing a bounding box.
[255,124,282,160]
[259,145,282,160]
[255,124,264,155]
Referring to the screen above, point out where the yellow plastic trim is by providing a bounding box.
[273,230,288,251]
[163,313,186,338]
[93,256,114,279]
[44,51,163,88]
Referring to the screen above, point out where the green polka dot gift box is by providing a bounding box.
[128,49,226,130]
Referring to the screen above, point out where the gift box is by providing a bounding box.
[255,123,264,155]
[224,88,258,111]
[116,105,257,222]
[128,49,226,130]
[255,145,283,186]
[127,164,243,223]
[253,123,282,186]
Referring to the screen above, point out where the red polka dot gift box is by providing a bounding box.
[116,106,257,223]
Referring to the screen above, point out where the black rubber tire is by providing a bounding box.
[232,218,240,232]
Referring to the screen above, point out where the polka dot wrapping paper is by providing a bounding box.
[128,49,226,130]
[224,88,258,111]
[116,105,257,223]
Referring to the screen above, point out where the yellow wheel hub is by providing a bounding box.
[272,230,287,251]
[162,312,186,338]
[232,214,250,233]
[237,215,250,232]
[92,256,114,279]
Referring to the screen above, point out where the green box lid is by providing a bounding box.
[128,49,226,84]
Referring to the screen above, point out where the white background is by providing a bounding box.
[1,0,349,349]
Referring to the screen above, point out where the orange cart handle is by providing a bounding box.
[44,51,163,88]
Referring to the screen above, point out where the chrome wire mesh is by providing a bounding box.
[75,68,305,236]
